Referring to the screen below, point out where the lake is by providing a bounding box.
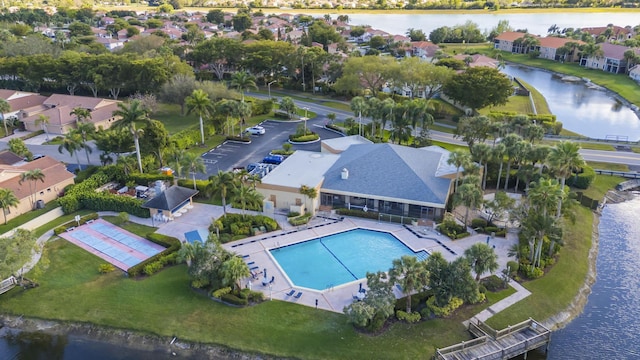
[345,12,640,38]
[501,65,640,140]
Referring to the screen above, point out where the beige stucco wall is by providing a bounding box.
[257,183,320,215]
[5,178,74,223]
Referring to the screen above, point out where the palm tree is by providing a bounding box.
[350,96,368,137]
[180,152,206,190]
[380,98,395,139]
[501,134,523,191]
[548,141,585,218]
[58,132,87,170]
[75,122,95,165]
[164,146,186,179]
[527,178,564,259]
[220,256,250,291]
[233,184,262,216]
[299,185,318,215]
[19,169,45,210]
[112,100,151,173]
[230,72,257,102]
[70,107,91,125]
[177,241,205,267]
[0,188,19,224]
[389,255,429,314]
[185,89,214,145]
[471,143,492,190]
[35,114,50,141]
[366,97,381,138]
[117,155,137,176]
[455,180,484,226]
[464,243,499,281]
[208,170,238,217]
[492,143,506,190]
[447,149,471,191]
[0,98,11,137]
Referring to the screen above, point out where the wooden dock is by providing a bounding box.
[435,318,551,360]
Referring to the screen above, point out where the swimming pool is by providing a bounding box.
[269,229,428,291]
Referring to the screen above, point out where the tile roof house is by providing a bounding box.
[493,31,528,52]
[410,41,440,61]
[19,93,121,135]
[0,152,75,222]
[536,37,584,61]
[581,26,635,42]
[452,54,499,68]
[256,139,458,219]
[580,43,632,74]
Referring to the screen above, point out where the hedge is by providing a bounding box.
[177,178,210,194]
[127,233,181,277]
[171,124,216,150]
[288,213,312,226]
[226,135,251,142]
[568,165,596,189]
[248,99,273,116]
[58,169,150,218]
[289,133,319,142]
[221,293,249,306]
[54,213,99,235]
[336,208,379,220]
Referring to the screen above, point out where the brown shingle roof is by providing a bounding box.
[0,156,74,201]
[0,150,23,166]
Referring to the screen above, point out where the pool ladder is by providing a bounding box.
[326,284,334,292]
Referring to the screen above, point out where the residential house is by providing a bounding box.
[536,37,584,62]
[493,31,528,52]
[19,93,120,135]
[410,41,440,61]
[0,152,75,222]
[581,26,635,42]
[580,43,630,74]
[0,91,47,122]
[256,138,458,220]
[452,54,499,68]
[96,37,125,51]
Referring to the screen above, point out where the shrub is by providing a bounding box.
[325,123,345,133]
[248,290,265,302]
[471,218,488,229]
[250,99,274,115]
[289,133,319,142]
[127,233,181,277]
[478,284,487,294]
[177,178,210,193]
[335,208,379,220]
[287,211,300,217]
[396,310,421,323]
[523,264,544,279]
[221,293,249,306]
[226,135,251,142]
[212,287,232,298]
[426,296,464,317]
[366,311,387,332]
[143,261,163,276]
[437,214,466,239]
[481,275,505,292]
[453,232,470,239]
[569,166,596,189]
[507,261,519,274]
[289,214,311,226]
[98,263,115,274]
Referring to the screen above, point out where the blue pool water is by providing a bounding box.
[270,229,428,291]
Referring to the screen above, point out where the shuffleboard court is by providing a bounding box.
[60,219,165,270]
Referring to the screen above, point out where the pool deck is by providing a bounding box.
[222,216,517,313]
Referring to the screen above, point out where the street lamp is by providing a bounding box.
[269,283,273,301]
[268,80,277,99]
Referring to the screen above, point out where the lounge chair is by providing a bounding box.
[250,266,259,271]
[395,284,403,292]
[242,254,250,258]
[247,261,255,266]
[294,291,303,299]
[269,276,275,284]
[285,289,295,296]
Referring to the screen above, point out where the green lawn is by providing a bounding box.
[0,201,60,235]
[0,215,522,359]
[579,174,625,200]
[480,94,533,115]
[152,103,200,134]
[586,161,629,172]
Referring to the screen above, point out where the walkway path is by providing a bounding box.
[464,280,531,327]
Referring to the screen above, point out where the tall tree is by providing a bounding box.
[70,107,91,125]
[471,143,492,190]
[232,184,262,217]
[454,179,484,226]
[75,121,95,166]
[112,100,151,173]
[19,169,45,210]
[208,171,238,217]
[230,71,257,102]
[35,114,50,141]
[180,152,206,190]
[389,255,429,314]
[58,131,88,170]
[0,229,38,281]
[0,188,19,224]
[447,149,471,191]
[443,67,513,111]
[185,89,214,145]
[464,243,499,281]
[548,141,584,218]
[299,185,318,215]
[219,256,250,291]
[350,96,368,137]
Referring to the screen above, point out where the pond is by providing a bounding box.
[501,65,640,140]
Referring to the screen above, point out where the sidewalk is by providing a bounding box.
[1,131,50,145]
[464,280,532,327]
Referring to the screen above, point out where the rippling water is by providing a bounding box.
[546,196,640,359]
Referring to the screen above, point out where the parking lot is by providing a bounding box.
[197,119,342,179]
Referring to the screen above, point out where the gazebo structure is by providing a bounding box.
[142,185,198,223]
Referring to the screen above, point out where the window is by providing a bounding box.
[47,188,51,192]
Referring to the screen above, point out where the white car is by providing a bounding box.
[245,126,266,135]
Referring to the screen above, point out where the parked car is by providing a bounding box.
[245,126,265,135]
[262,154,284,165]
